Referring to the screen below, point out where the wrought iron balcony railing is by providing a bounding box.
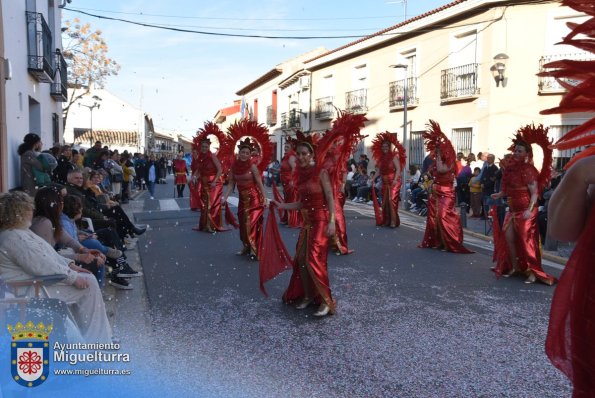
[345,89,368,113]
[314,97,335,120]
[266,105,277,126]
[280,109,301,129]
[538,52,595,93]
[26,11,54,83]
[50,50,68,101]
[388,77,419,109]
[440,63,480,101]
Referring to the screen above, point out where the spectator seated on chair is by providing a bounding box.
[349,165,369,201]
[409,173,433,213]
[61,195,141,290]
[0,191,112,343]
[354,170,378,203]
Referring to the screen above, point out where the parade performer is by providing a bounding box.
[172,152,188,198]
[221,120,271,260]
[189,148,202,212]
[539,1,595,394]
[262,114,365,317]
[419,120,473,254]
[371,132,406,228]
[323,112,367,255]
[278,138,302,228]
[490,125,556,285]
[192,122,233,233]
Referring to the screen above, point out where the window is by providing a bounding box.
[549,125,594,169]
[451,128,473,156]
[52,113,60,144]
[451,30,477,67]
[409,131,425,167]
[352,64,368,90]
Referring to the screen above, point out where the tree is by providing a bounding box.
[61,18,120,127]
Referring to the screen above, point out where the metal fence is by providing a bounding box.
[440,63,480,100]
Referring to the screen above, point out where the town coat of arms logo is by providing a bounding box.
[7,321,52,387]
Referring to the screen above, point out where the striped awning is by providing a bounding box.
[75,129,139,146]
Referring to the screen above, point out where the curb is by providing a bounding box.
[399,209,568,266]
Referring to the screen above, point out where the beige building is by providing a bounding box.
[228,0,593,171]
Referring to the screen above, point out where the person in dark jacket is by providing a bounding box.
[52,145,77,184]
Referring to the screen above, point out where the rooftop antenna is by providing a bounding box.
[386,0,407,21]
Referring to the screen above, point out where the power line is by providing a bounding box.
[66,6,403,21]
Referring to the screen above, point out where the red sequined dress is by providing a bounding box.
[378,152,401,227]
[419,164,473,253]
[232,159,264,257]
[172,159,187,185]
[282,165,336,313]
[493,158,556,284]
[279,150,302,228]
[196,152,225,232]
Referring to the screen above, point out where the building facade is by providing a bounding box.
[63,88,146,154]
[0,0,68,191]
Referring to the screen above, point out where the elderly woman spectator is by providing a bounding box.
[0,191,112,343]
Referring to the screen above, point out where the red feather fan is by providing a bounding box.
[422,120,455,166]
[193,121,232,171]
[371,131,407,170]
[508,124,553,195]
[222,119,273,174]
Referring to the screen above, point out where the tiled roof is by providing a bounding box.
[220,104,240,117]
[305,0,468,64]
[75,129,139,146]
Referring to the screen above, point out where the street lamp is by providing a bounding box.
[389,63,409,208]
[79,95,102,147]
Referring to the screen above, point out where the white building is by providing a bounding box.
[0,0,68,192]
[64,87,146,154]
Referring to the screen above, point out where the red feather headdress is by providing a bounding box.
[316,110,367,170]
[508,124,553,195]
[422,120,455,166]
[539,0,595,169]
[193,121,231,171]
[223,119,273,174]
[371,131,407,170]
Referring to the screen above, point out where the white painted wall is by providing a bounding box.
[2,0,64,190]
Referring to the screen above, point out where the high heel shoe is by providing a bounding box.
[295,298,313,310]
[524,272,537,284]
[313,304,330,317]
[502,269,519,278]
[236,247,250,256]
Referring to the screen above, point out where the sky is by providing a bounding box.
[63,0,449,137]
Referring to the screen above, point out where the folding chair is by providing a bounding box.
[0,276,83,342]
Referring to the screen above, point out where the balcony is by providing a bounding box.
[280,109,301,129]
[314,97,335,120]
[440,63,480,102]
[388,77,419,110]
[26,11,54,83]
[50,50,68,102]
[266,105,277,126]
[538,52,594,94]
[345,89,368,113]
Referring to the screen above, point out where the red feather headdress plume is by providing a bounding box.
[422,120,455,166]
[508,124,553,195]
[315,110,367,175]
[223,119,273,174]
[371,131,407,170]
[193,121,231,165]
[539,0,595,169]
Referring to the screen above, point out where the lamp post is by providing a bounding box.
[389,63,409,208]
[79,95,102,147]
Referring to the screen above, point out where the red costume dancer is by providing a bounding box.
[419,121,473,254]
[279,139,302,228]
[261,115,364,317]
[189,149,202,211]
[323,112,367,255]
[371,132,406,228]
[172,153,188,198]
[490,125,556,285]
[221,120,271,260]
[192,122,229,233]
[539,2,595,394]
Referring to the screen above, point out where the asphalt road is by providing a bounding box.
[121,178,571,398]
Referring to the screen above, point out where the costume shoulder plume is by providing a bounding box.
[223,119,273,174]
[511,124,553,195]
[422,120,455,166]
[539,0,595,168]
[316,110,367,170]
[371,131,407,170]
[194,121,231,170]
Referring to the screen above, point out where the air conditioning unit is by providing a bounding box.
[299,75,310,90]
